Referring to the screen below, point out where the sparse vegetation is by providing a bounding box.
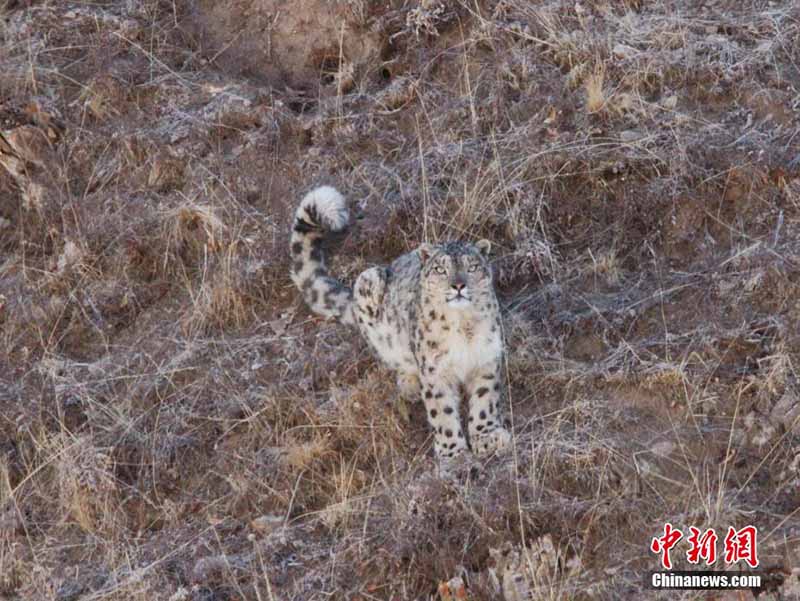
[0,0,799,599]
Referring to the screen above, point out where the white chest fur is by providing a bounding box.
[437,307,502,381]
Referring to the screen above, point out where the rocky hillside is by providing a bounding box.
[0,1,799,599]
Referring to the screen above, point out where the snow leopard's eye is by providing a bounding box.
[467,264,479,273]
[434,265,446,275]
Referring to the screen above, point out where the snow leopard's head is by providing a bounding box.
[418,240,493,308]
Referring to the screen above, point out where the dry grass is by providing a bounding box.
[0,0,798,599]
[584,63,607,115]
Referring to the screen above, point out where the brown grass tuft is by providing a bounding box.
[584,63,606,114]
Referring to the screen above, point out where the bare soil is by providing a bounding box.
[0,1,799,600]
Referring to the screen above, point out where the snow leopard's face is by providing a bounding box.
[419,240,493,308]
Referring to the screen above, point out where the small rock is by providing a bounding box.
[192,556,228,585]
[438,575,468,600]
[620,129,644,142]
[250,514,284,535]
[650,440,675,457]
[660,95,678,110]
[56,240,85,274]
[168,588,190,601]
[613,43,638,60]
[771,390,800,435]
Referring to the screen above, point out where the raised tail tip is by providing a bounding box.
[297,185,350,232]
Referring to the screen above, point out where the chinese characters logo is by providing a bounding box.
[651,524,758,570]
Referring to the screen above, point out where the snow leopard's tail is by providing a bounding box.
[290,186,355,325]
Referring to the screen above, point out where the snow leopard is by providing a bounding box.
[290,186,511,463]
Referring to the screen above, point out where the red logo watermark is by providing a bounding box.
[723,526,759,569]
[687,527,718,566]
[651,522,683,569]
[650,525,758,570]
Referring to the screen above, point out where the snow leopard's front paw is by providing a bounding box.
[436,449,477,480]
[472,426,511,457]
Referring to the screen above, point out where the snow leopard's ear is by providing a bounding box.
[418,243,435,263]
[476,239,492,257]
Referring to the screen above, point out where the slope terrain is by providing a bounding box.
[0,1,799,599]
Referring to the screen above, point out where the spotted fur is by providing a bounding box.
[290,187,512,463]
[290,186,355,325]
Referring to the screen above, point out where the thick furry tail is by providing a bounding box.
[290,186,355,325]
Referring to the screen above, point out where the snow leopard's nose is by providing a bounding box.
[451,275,467,292]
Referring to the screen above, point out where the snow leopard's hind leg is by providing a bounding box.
[353,266,387,325]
